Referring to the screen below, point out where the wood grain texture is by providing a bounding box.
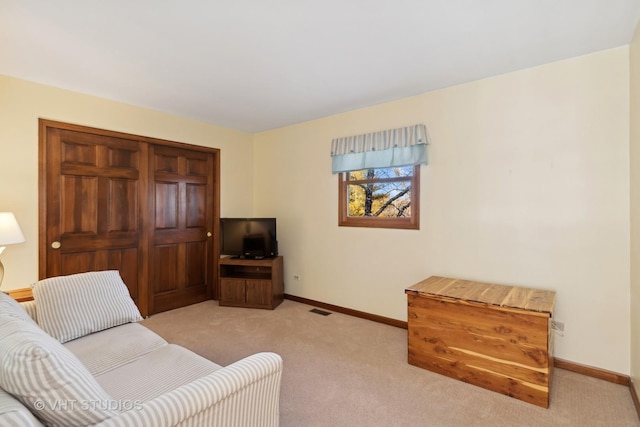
[149,144,214,314]
[5,287,34,302]
[406,276,554,408]
[219,256,284,309]
[406,276,555,314]
[39,119,222,316]
[554,358,630,386]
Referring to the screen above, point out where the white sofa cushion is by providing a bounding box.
[0,315,117,427]
[96,344,221,402]
[64,323,168,376]
[32,270,143,343]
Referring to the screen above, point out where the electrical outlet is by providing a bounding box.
[293,274,300,280]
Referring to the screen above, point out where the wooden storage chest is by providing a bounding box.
[405,276,555,408]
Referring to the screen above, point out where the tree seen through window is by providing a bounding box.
[338,165,420,229]
[347,167,413,217]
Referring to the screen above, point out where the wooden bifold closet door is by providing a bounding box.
[39,120,220,316]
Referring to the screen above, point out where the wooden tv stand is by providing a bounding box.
[405,276,555,408]
[218,256,284,310]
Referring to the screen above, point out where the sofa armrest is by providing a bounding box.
[96,352,283,427]
[0,388,45,427]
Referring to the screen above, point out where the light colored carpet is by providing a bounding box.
[141,300,639,427]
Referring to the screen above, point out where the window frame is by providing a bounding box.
[338,165,420,230]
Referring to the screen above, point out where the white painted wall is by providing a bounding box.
[0,46,632,374]
[630,21,640,385]
[0,75,254,290]
[254,47,631,373]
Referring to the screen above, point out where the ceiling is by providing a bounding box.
[1,1,639,133]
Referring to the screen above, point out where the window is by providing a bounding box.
[338,165,420,229]
[331,124,428,229]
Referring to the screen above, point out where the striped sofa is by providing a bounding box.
[0,271,283,427]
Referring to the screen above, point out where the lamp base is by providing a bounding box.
[0,258,4,289]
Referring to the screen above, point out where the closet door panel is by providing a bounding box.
[41,123,146,313]
[153,244,180,294]
[40,120,220,317]
[148,145,214,314]
[186,241,207,289]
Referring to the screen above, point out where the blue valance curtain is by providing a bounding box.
[330,124,429,174]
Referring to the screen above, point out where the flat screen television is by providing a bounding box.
[219,218,278,259]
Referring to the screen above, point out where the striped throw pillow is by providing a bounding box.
[0,292,37,325]
[32,271,143,343]
[0,315,117,426]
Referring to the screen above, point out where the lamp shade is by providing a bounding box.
[0,212,25,246]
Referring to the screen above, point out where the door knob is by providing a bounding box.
[51,241,61,249]
[207,232,212,237]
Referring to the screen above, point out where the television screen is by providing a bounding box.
[219,218,278,259]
